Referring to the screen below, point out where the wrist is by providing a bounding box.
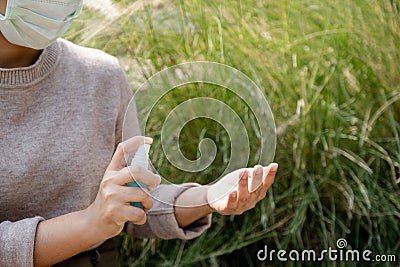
[204,185,216,213]
[82,205,111,241]
[174,185,214,228]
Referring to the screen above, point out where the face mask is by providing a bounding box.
[0,0,83,49]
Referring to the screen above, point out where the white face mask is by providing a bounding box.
[0,0,83,49]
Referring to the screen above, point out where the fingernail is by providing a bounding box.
[156,174,161,184]
[230,191,237,198]
[145,137,153,143]
[240,170,248,179]
[270,163,278,172]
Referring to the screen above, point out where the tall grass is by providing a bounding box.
[67,0,399,265]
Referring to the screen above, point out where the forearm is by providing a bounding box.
[174,186,214,228]
[33,209,104,267]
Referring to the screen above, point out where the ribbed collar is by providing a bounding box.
[0,41,60,89]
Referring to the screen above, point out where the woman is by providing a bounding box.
[0,0,278,266]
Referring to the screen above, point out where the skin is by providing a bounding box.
[0,1,278,266]
[0,0,42,68]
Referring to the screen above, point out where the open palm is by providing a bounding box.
[207,163,278,215]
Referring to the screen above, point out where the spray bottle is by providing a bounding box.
[127,143,150,208]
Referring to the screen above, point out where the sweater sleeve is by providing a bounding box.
[0,216,44,267]
[126,183,212,240]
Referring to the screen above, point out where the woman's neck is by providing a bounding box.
[0,33,42,68]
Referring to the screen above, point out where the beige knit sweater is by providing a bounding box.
[0,39,211,267]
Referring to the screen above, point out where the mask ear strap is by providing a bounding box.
[0,0,13,20]
[71,0,83,18]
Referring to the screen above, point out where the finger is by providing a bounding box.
[120,205,147,225]
[255,163,278,200]
[127,188,153,213]
[262,163,278,188]
[107,136,153,172]
[226,190,238,210]
[236,170,249,209]
[141,196,154,213]
[115,185,153,206]
[249,165,263,192]
[113,165,161,189]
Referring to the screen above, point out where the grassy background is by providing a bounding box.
[66,0,399,266]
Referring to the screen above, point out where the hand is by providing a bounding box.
[207,163,278,215]
[85,136,161,239]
